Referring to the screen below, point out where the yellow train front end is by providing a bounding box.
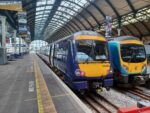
[74,35,113,90]
[119,39,149,86]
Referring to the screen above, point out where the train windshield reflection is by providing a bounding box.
[121,44,146,63]
[76,40,108,62]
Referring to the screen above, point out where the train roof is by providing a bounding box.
[73,30,103,37]
[108,36,140,42]
[54,30,104,43]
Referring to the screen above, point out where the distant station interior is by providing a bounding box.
[0,0,150,113]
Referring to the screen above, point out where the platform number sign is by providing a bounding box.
[105,16,112,38]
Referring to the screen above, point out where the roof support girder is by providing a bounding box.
[65,0,99,27]
[27,4,92,28]
[43,18,78,33]
[28,9,86,29]
[41,0,62,36]
[105,0,120,17]
[35,13,82,31]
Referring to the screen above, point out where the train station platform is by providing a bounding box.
[0,54,37,113]
[0,54,91,113]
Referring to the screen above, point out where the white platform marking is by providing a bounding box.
[29,81,34,92]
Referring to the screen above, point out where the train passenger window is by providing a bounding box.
[76,40,108,62]
[54,41,69,62]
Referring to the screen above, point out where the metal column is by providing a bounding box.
[13,30,17,54]
[19,37,21,56]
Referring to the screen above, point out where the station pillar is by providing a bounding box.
[0,16,7,64]
[13,30,17,53]
[1,16,6,48]
[19,37,21,56]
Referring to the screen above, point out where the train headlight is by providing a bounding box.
[122,65,129,72]
[75,69,85,76]
[108,68,113,74]
[109,69,113,74]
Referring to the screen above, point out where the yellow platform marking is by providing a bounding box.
[0,4,22,11]
[34,60,44,113]
[33,55,57,113]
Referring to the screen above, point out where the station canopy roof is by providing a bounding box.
[0,0,150,42]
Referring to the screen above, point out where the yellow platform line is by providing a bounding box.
[33,56,57,113]
[34,60,44,113]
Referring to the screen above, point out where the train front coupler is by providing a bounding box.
[132,74,149,86]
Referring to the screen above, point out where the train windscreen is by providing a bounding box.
[121,44,146,63]
[76,40,108,62]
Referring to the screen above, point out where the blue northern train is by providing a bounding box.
[46,31,113,92]
[108,36,149,87]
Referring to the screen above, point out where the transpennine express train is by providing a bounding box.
[46,31,113,92]
[108,36,149,87]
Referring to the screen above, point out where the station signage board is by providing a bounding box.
[18,12,27,24]
[105,16,112,38]
[18,12,28,37]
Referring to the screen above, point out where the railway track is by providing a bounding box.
[115,87,150,101]
[134,87,150,95]
[127,88,150,100]
[79,92,119,113]
[93,92,119,110]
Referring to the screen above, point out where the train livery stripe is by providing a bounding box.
[33,55,57,113]
[79,63,110,77]
[120,40,143,45]
[76,35,106,41]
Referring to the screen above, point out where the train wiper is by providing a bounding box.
[98,59,108,63]
[128,51,136,62]
[85,57,91,63]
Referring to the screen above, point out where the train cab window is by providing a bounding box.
[76,40,108,62]
[121,44,146,63]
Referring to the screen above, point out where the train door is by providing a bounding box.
[50,44,54,67]
[49,45,52,64]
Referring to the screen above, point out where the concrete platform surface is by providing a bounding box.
[0,54,37,113]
